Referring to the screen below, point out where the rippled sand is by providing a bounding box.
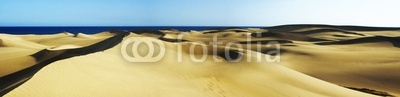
[2,25,400,97]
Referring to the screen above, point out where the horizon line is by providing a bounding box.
[1,24,400,28]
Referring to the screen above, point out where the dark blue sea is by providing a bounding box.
[0,26,265,34]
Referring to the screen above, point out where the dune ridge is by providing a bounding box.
[1,24,400,96]
[0,30,129,95]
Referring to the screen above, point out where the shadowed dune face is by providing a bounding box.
[130,29,166,38]
[259,25,400,96]
[251,32,329,42]
[0,31,129,95]
[1,24,400,96]
[0,39,3,46]
[296,29,365,36]
[345,86,394,97]
[216,50,242,62]
[316,36,400,48]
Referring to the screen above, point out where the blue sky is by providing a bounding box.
[0,0,400,26]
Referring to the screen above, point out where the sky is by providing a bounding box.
[0,0,400,26]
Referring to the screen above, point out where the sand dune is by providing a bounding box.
[0,31,128,95]
[251,32,329,42]
[1,24,400,96]
[316,36,400,48]
[4,36,375,97]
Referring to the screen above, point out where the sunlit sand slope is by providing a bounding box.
[6,36,375,97]
[2,24,400,96]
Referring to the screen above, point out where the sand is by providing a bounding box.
[1,25,400,97]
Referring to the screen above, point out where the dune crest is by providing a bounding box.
[5,36,375,97]
[2,25,400,96]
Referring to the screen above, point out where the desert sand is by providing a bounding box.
[1,24,400,97]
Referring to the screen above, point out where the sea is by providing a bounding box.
[0,26,265,34]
